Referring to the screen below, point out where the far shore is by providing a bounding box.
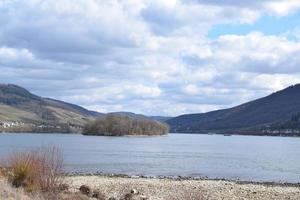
[1,131,300,138]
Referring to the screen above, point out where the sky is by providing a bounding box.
[1,0,300,116]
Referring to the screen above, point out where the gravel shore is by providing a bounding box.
[66,175,300,200]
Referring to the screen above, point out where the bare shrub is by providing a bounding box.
[5,145,64,193]
[36,146,64,192]
[0,166,7,177]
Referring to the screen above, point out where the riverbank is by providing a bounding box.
[65,175,300,200]
[1,174,299,200]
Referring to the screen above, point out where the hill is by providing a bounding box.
[107,112,149,120]
[107,112,172,122]
[0,84,103,133]
[166,84,300,136]
[148,116,173,122]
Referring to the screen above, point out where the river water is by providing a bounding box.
[0,133,299,183]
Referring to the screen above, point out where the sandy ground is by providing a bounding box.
[66,175,300,200]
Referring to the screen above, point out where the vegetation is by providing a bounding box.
[0,179,41,200]
[4,146,64,193]
[83,114,169,136]
[0,146,93,200]
[167,84,300,136]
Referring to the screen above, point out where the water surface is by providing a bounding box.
[0,133,299,183]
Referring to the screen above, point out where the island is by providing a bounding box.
[82,114,169,136]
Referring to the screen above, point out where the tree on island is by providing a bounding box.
[82,114,169,136]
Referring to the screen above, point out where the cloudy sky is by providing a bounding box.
[1,0,300,116]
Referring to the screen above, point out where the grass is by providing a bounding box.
[4,146,64,194]
[0,179,42,200]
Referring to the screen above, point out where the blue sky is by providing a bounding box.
[1,0,300,116]
[209,12,300,39]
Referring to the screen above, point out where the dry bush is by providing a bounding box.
[6,150,41,192]
[0,166,6,177]
[36,146,64,192]
[5,145,64,193]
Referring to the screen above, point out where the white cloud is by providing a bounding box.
[183,84,199,95]
[211,32,300,73]
[0,0,300,116]
[191,0,300,16]
[266,0,300,16]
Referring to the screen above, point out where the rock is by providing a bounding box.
[108,197,117,200]
[58,183,69,191]
[79,185,91,196]
[131,189,139,194]
[120,193,134,200]
[92,190,106,200]
[140,195,148,200]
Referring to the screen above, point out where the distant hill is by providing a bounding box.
[107,112,172,122]
[166,84,300,136]
[148,116,173,122]
[107,112,149,120]
[0,84,103,133]
[5,83,300,136]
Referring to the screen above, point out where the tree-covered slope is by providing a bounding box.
[166,84,300,135]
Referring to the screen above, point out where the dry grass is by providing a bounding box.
[0,166,5,177]
[0,179,43,200]
[5,146,64,194]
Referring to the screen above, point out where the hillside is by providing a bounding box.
[149,116,173,122]
[166,84,300,136]
[0,84,103,133]
[107,112,172,122]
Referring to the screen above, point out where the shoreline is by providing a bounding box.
[2,132,300,138]
[65,175,300,200]
[2,173,299,200]
[64,172,300,187]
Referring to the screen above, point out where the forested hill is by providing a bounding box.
[166,84,300,136]
[0,84,103,132]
